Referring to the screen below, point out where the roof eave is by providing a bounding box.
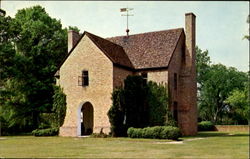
[54,31,87,73]
[166,29,185,67]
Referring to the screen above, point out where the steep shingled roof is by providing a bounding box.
[56,28,184,71]
[85,32,134,68]
[106,28,184,69]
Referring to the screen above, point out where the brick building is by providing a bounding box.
[56,13,197,136]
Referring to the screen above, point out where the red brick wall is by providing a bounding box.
[177,13,198,136]
[215,125,249,132]
[68,30,81,52]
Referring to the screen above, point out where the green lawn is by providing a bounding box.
[0,131,249,158]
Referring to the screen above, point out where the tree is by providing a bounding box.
[123,76,149,128]
[68,26,80,33]
[0,5,68,133]
[108,76,172,136]
[0,15,17,84]
[196,46,211,90]
[225,83,249,124]
[198,64,247,123]
[147,81,168,126]
[107,88,126,137]
[0,15,29,133]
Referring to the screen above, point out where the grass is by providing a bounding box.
[0,131,249,158]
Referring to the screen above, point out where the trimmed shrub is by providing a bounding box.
[32,127,59,136]
[198,121,214,131]
[127,126,181,140]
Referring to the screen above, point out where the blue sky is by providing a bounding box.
[2,1,249,72]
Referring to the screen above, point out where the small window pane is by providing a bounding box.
[82,70,89,86]
[83,76,89,86]
[83,71,88,76]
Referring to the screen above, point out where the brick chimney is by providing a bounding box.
[68,30,80,52]
[178,13,197,136]
[185,13,196,70]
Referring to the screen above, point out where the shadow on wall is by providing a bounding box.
[80,102,94,136]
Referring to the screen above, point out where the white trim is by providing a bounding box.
[76,101,94,136]
[77,101,85,136]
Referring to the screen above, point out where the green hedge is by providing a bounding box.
[32,127,59,136]
[127,126,181,140]
[198,121,214,131]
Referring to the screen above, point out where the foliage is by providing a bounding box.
[198,64,247,123]
[147,81,168,126]
[196,46,248,124]
[225,84,249,124]
[0,5,67,133]
[108,76,172,137]
[164,111,177,127]
[107,88,126,137]
[32,127,59,136]
[127,126,181,140]
[198,121,215,131]
[68,26,80,33]
[0,15,17,82]
[195,46,211,90]
[123,76,149,128]
[52,86,67,127]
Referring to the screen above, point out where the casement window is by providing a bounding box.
[141,72,148,85]
[78,70,89,86]
[174,73,177,90]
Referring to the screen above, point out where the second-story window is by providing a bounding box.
[82,70,89,86]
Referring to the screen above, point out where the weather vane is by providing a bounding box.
[120,7,134,36]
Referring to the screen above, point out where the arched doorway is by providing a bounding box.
[78,102,94,136]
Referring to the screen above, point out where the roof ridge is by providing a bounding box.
[86,31,117,44]
[106,28,184,39]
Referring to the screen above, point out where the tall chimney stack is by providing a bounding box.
[185,13,196,69]
[68,30,80,52]
[178,13,197,136]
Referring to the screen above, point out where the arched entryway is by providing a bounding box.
[77,102,94,136]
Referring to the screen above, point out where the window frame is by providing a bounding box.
[78,70,89,87]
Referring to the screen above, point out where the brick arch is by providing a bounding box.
[77,101,94,136]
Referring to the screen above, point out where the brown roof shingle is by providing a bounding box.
[106,28,184,69]
[57,28,184,72]
[86,32,134,68]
